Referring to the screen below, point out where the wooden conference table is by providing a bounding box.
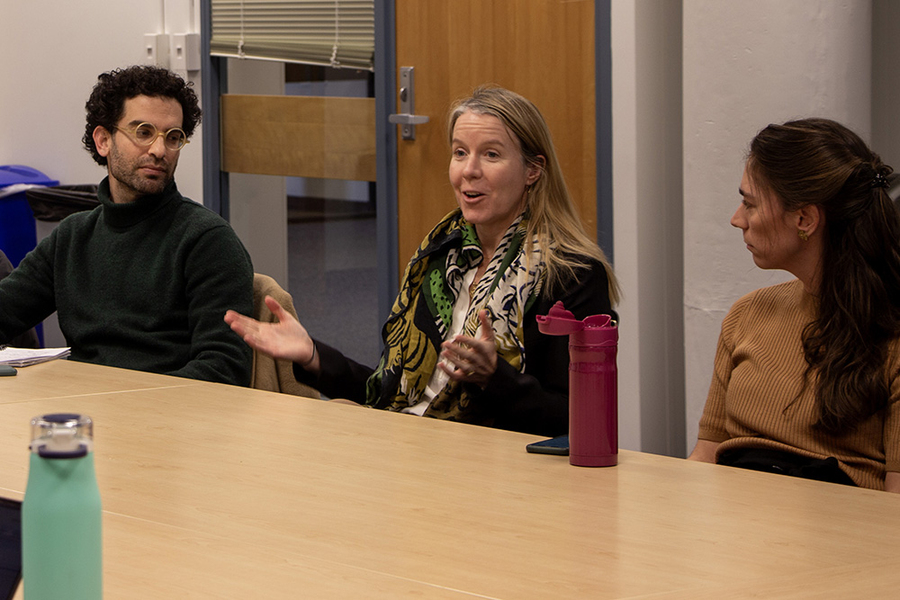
[1,361,900,599]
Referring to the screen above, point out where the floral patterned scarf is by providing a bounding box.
[365,210,545,426]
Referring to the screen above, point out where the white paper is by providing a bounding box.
[0,183,51,199]
[0,346,71,367]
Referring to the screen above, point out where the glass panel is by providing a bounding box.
[286,66,380,368]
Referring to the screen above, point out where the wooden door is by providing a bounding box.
[394,0,597,273]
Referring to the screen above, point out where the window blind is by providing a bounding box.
[210,0,375,71]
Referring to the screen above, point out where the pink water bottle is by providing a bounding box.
[537,301,618,467]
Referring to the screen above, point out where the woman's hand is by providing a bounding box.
[687,439,718,463]
[885,472,900,493]
[438,310,498,388]
[224,295,320,373]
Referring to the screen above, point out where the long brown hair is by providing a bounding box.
[749,118,900,433]
[448,85,619,304]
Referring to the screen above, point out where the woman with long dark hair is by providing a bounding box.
[688,118,900,492]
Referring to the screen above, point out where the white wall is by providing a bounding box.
[0,0,203,201]
[681,0,873,452]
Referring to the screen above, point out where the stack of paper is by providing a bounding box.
[0,346,71,367]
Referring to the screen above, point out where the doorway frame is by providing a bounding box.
[200,0,612,326]
[373,0,399,324]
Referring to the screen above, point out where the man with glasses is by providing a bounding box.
[0,65,254,385]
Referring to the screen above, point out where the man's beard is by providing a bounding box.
[107,146,175,200]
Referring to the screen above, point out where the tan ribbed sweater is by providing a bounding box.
[698,279,900,490]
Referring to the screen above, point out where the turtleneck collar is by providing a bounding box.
[97,176,180,229]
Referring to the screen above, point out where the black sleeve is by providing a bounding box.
[0,252,11,279]
[471,259,615,436]
[293,339,374,403]
[0,239,56,347]
[168,226,255,387]
[0,250,40,348]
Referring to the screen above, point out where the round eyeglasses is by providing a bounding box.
[113,122,189,151]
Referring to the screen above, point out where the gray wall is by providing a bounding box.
[611,1,685,455]
[873,0,900,170]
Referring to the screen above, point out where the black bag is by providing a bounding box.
[718,447,857,486]
[26,185,99,222]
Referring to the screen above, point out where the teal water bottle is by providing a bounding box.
[22,414,102,599]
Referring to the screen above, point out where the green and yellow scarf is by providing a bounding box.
[365,210,545,426]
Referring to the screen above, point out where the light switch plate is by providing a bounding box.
[143,33,170,67]
[170,33,201,72]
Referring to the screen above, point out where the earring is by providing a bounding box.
[798,230,809,242]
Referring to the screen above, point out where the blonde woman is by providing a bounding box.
[226,86,618,435]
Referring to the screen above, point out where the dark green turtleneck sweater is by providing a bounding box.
[0,177,254,385]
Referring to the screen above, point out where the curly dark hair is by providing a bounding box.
[83,65,202,166]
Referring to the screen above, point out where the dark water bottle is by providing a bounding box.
[22,413,102,599]
[537,301,618,467]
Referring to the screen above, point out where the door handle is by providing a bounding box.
[388,67,429,140]
[388,113,429,125]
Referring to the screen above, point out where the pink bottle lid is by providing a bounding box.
[536,301,617,345]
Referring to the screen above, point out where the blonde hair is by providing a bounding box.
[448,85,619,304]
